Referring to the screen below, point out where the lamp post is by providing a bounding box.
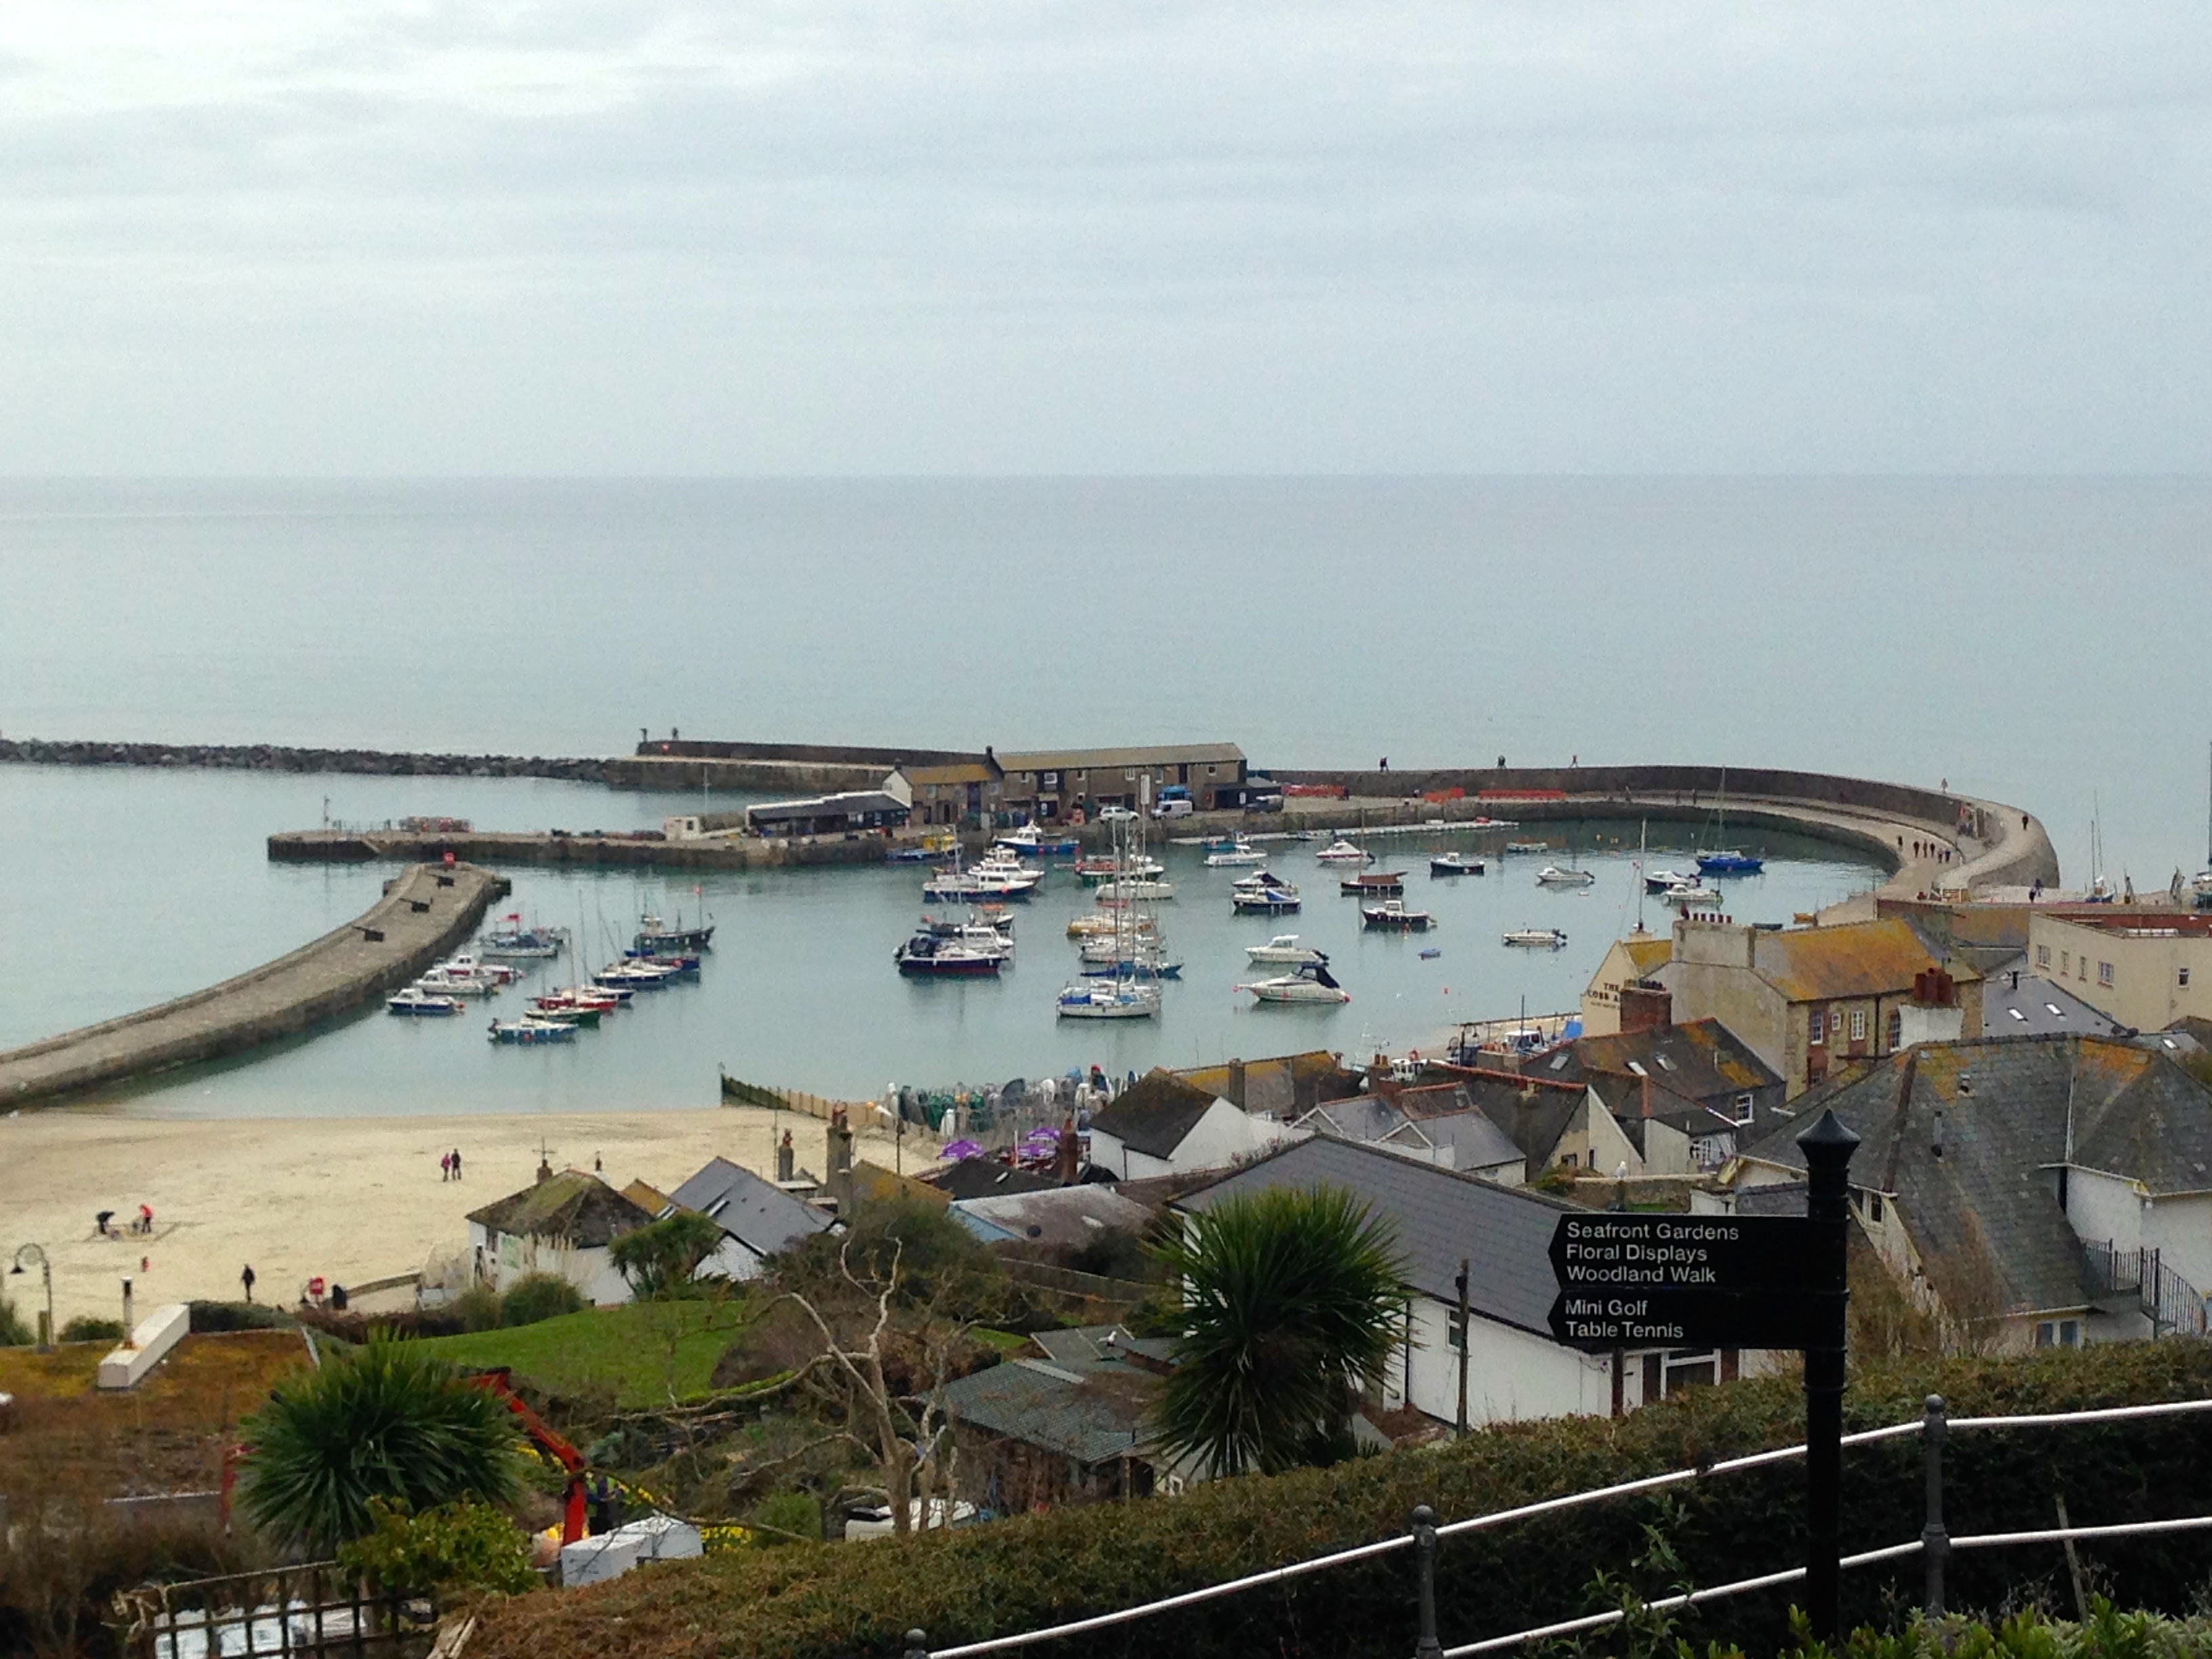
[10,1244,54,1353]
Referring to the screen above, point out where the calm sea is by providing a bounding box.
[0,478,2202,1113]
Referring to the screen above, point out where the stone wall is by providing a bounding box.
[0,737,609,781]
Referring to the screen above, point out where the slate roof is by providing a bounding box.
[1392,1109,1528,1174]
[666,1157,834,1258]
[1980,959,2120,1038]
[954,1185,1155,1248]
[1573,1020,1782,1105]
[1090,1070,1223,1160]
[941,1324,1168,1464]
[1452,1073,1584,1166]
[1174,1135,1576,1334]
[1297,1097,1412,1143]
[923,1156,1061,1202]
[1750,919,1977,1004]
[467,1172,654,1248]
[1736,1035,2212,1319]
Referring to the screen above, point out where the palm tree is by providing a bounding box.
[237,1341,525,1553]
[1151,1185,1409,1477]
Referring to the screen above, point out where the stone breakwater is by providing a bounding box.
[0,737,609,782]
[0,861,510,1107]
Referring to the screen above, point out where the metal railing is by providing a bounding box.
[905,1394,2212,1659]
[112,1563,432,1659]
[2082,1242,2209,1338]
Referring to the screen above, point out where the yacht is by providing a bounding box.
[1237,960,1351,1005]
[387,987,462,1016]
[1244,935,1324,965]
[1502,927,1569,949]
[1231,872,1303,914]
[1056,979,1162,1019]
[895,933,1006,977]
[1536,865,1595,888]
[1696,850,1764,876]
[1314,838,1372,864]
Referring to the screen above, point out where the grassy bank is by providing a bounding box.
[412,1302,750,1409]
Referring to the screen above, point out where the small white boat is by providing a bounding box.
[1244,935,1324,965]
[1068,910,1157,939]
[1056,979,1162,1019]
[413,966,501,997]
[1660,881,1721,907]
[1092,878,1176,902]
[487,1017,578,1044]
[1361,900,1437,932]
[1313,838,1372,865]
[1078,854,1164,883]
[1502,927,1569,949]
[1430,853,1486,876]
[387,987,462,1016]
[1503,840,1549,856]
[924,865,1042,901]
[442,954,522,983]
[1643,867,1696,893]
[1231,872,1303,914]
[1205,836,1269,867]
[1536,865,1595,888]
[1238,960,1351,1004]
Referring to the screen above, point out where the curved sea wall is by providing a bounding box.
[0,861,510,1106]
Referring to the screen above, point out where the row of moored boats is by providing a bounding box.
[386,914,714,1042]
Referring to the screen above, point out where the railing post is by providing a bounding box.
[1411,1504,1443,1659]
[1797,1109,1860,1643]
[1921,1393,1948,1616]
[906,1630,930,1659]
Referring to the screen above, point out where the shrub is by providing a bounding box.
[190,1299,295,1333]
[462,1341,2212,1659]
[0,1295,31,1348]
[237,1340,526,1553]
[58,1316,125,1344]
[336,1498,539,1597]
[611,1212,727,1298]
[450,1282,506,1333]
[748,1491,823,1547]
[500,1275,586,1328]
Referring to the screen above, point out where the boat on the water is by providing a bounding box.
[387,987,462,1016]
[1643,867,1696,893]
[1205,834,1269,867]
[1078,951,1183,980]
[995,825,1080,857]
[1361,900,1436,932]
[1231,872,1303,914]
[1314,838,1372,865]
[480,921,567,960]
[634,914,716,952]
[1092,877,1176,902]
[1056,979,1162,1019]
[1660,881,1721,906]
[487,1017,578,1044]
[1244,934,1324,965]
[1418,947,1441,960]
[526,1000,601,1028]
[1078,853,1163,883]
[1536,865,1596,888]
[1340,871,1406,896]
[1696,850,1764,876]
[413,965,502,997]
[1430,853,1486,876]
[1238,960,1351,1004]
[1503,840,1549,856]
[924,861,1043,901]
[895,934,1006,977]
[594,960,676,991]
[1502,927,1569,949]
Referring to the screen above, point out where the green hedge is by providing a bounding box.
[468,1343,2212,1659]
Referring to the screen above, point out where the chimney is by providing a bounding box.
[1227,1058,1248,1108]
[776,1130,795,1183]
[1620,981,1671,1034]
[825,1109,855,1208]
[1641,1069,1653,1120]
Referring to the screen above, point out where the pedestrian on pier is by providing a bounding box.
[241,1263,256,1303]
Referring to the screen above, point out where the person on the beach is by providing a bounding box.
[450,1148,462,1180]
[137,1203,154,1235]
[96,1210,115,1237]
[440,1151,451,1182]
[241,1263,257,1303]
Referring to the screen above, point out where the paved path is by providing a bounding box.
[0,862,509,1106]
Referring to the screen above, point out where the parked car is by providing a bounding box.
[1097,804,1138,823]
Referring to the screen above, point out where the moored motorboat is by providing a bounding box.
[634,914,716,952]
[1244,934,1323,965]
[1237,960,1351,1004]
[896,934,1006,977]
[1660,881,1721,906]
[1092,877,1176,902]
[1078,853,1163,883]
[413,965,501,997]
[1078,952,1183,980]
[1314,838,1372,864]
[1340,871,1406,896]
[1231,872,1303,914]
[487,1017,578,1044]
[1503,840,1549,856]
[1205,834,1268,867]
[1536,865,1595,888]
[1502,927,1569,949]
[387,987,462,1016]
[1643,867,1696,893]
[1361,900,1436,932]
[480,920,568,960]
[995,825,1081,856]
[1430,853,1486,876]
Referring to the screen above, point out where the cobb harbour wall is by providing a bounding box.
[0,862,510,1107]
[0,737,611,782]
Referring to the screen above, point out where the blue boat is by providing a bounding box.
[1696,850,1764,876]
[1079,958,1183,981]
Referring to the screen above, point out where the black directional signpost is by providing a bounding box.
[1547,1110,1859,1639]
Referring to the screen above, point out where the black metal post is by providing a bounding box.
[906,1630,930,1659]
[1454,1261,1471,1439]
[1798,1108,1858,1642]
[1922,1393,1948,1616]
[1411,1505,1443,1659]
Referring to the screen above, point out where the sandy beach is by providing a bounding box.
[0,1105,928,1326]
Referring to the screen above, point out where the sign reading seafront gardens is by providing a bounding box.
[1546,1214,1820,1350]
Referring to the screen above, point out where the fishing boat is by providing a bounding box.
[387,987,462,1016]
[1231,872,1303,914]
[479,919,567,960]
[1314,838,1372,864]
[1502,927,1569,949]
[1055,979,1162,1019]
[1643,867,1696,893]
[1696,850,1763,876]
[487,1017,578,1044]
[895,934,1006,977]
[1503,840,1549,856]
[1660,881,1721,907]
[1430,853,1486,876]
[1237,960,1351,1004]
[1204,835,1269,867]
[1340,871,1406,896]
[1536,865,1595,888]
[1361,900,1436,932]
[994,825,1081,857]
[1244,935,1324,965]
[634,914,716,952]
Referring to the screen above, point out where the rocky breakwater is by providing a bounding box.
[0,861,510,1107]
[0,737,611,782]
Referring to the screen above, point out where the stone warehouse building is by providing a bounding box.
[995,743,1248,819]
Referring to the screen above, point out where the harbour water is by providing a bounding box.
[1,476,2201,1115]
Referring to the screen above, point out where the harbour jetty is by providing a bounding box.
[0,736,611,782]
[0,861,509,1106]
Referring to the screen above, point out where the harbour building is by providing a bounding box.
[994,743,1248,820]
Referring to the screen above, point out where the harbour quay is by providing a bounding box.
[0,861,509,1105]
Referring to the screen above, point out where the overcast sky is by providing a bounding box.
[6,2,2210,474]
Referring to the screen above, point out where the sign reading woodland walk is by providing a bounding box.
[1546,1213,1820,1349]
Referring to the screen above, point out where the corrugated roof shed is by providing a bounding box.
[467,1171,654,1248]
[940,1325,1168,1463]
[1175,1135,1574,1334]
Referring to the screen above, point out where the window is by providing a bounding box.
[1888,1008,1904,1047]
[2009,1008,2027,1022]
[2035,1320,2083,1349]
[1655,1054,1677,1071]
[1809,1010,1825,1044]
[1042,771,1060,790]
[1732,1092,1756,1126]
[1561,1152,1579,1168]
[2045,1002,2064,1017]
[2061,952,2070,975]
[2182,968,2192,989]
[1627,1060,1648,1076]
[2097,962,2113,987]
[2036,944,2051,968]
[1869,1191,1885,1223]
[1850,1008,1868,1042]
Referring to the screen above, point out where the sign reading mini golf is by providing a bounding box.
[1547,1214,1820,1349]
[1543,1111,1861,1641]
